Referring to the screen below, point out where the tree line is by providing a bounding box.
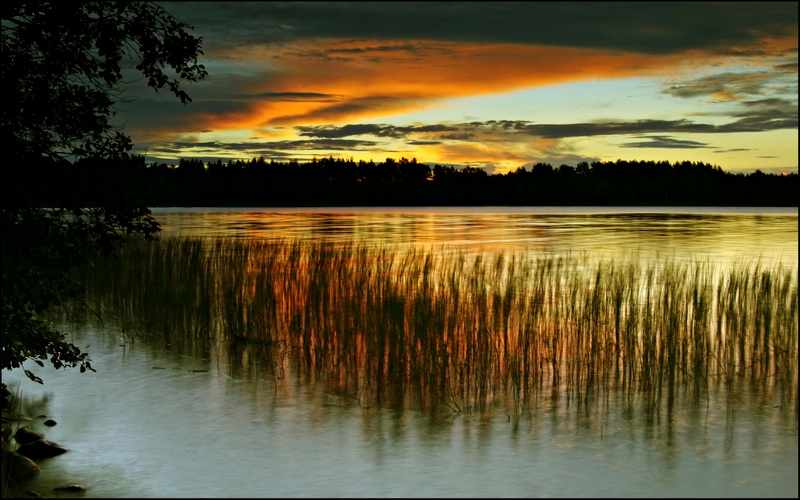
[5,155,796,207]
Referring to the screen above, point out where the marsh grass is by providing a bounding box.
[60,235,798,417]
[1,387,30,498]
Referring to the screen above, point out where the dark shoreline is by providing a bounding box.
[5,157,798,209]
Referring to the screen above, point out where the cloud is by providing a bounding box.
[245,92,343,102]
[121,4,797,152]
[297,123,457,139]
[167,138,381,152]
[295,113,796,143]
[718,98,799,132]
[662,68,797,101]
[714,148,753,153]
[774,62,798,72]
[663,72,776,101]
[619,136,709,149]
[162,2,797,55]
[147,45,793,138]
[279,112,797,167]
[126,2,797,173]
[220,39,691,128]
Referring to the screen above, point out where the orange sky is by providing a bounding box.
[201,41,682,130]
[121,2,798,175]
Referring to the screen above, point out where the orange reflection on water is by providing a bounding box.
[153,207,798,269]
[201,235,796,417]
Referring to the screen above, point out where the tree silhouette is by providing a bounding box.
[1,0,207,407]
[86,156,796,207]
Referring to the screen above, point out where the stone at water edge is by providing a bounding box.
[55,484,89,492]
[15,439,68,459]
[1,450,41,480]
[14,426,45,445]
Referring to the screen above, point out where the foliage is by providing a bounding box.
[1,0,206,164]
[0,0,206,408]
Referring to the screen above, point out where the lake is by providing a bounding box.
[151,206,798,264]
[5,206,797,498]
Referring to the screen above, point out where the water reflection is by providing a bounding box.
[5,207,797,497]
[151,207,798,268]
[5,323,796,497]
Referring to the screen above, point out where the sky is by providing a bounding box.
[115,1,798,175]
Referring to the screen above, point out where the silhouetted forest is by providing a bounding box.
[4,156,797,207]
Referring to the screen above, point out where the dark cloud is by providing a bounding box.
[523,121,702,138]
[245,92,342,102]
[160,2,798,55]
[296,124,396,139]
[147,146,184,156]
[774,62,798,72]
[295,119,741,141]
[112,98,255,132]
[664,75,762,99]
[278,138,380,151]
[721,100,799,132]
[675,97,798,133]
[270,95,423,125]
[327,44,419,55]
[514,113,798,136]
[662,70,797,101]
[292,112,797,146]
[739,98,797,109]
[159,138,380,153]
[297,123,457,139]
[619,136,709,149]
[144,149,298,165]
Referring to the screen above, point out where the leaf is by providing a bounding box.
[1,0,203,409]
[24,370,44,385]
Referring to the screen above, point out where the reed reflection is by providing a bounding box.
[62,235,798,443]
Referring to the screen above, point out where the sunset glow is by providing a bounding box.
[120,2,798,174]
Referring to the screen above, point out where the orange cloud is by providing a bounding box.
[142,30,796,167]
[199,39,699,131]
[418,141,528,168]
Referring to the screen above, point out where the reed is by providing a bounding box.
[60,235,798,416]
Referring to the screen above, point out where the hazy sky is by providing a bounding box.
[118,1,798,174]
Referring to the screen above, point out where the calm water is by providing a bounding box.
[151,206,798,267]
[6,207,798,498]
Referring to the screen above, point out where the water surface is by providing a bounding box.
[152,206,798,267]
[6,207,797,497]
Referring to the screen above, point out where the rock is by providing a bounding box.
[14,427,44,445]
[55,484,89,492]
[16,439,68,459]
[1,450,41,480]
[43,419,57,426]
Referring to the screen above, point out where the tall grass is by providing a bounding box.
[61,235,798,416]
